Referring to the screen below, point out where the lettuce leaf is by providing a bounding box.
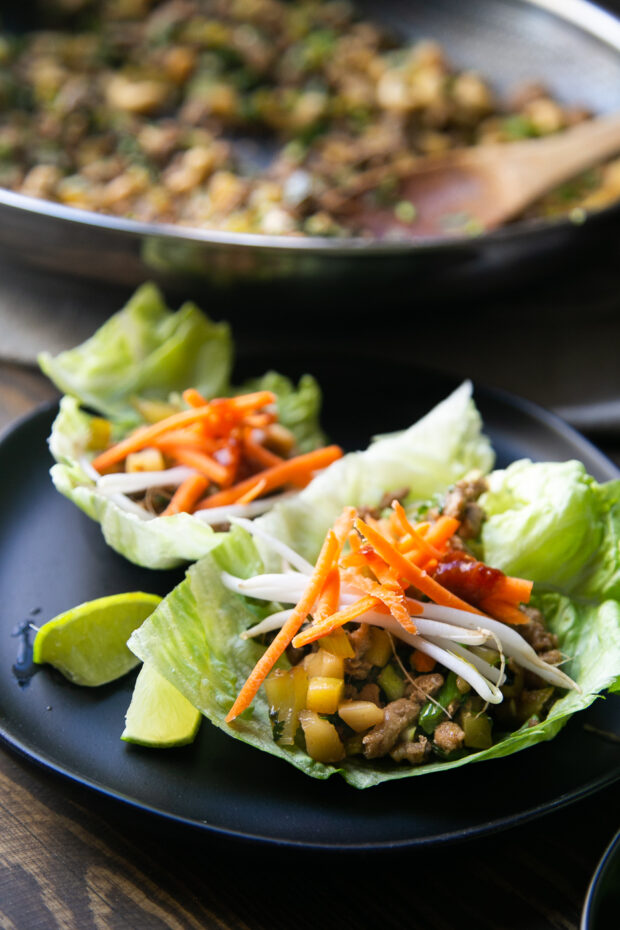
[126,385,620,785]
[39,283,232,429]
[254,380,494,567]
[481,460,620,599]
[128,532,620,787]
[41,283,328,569]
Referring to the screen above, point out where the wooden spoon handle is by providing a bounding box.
[503,112,620,201]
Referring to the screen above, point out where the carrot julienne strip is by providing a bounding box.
[354,517,484,616]
[235,477,267,505]
[292,595,380,649]
[226,529,340,722]
[182,388,209,408]
[241,429,283,469]
[161,474,209,517]
[91,407,229,472]
[391,501,442,561]
[167,447,230,487]
[479,596,529,625]
[313,566,341,622]
[342,570,417,634]
[194,445,343,510]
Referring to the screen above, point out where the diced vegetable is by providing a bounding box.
[377,662,405,701]
[298,709,345,763]
[306,676,345,714]
[419,671,463,735]
[126,448,166,473]
[264,665,308,745]
[338,700,384,732]
[305,648,345,679]
[461,711,493,749]
[365,626,392,667]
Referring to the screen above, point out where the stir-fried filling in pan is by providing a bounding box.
[1,0,618,236]
[222,478,577,765]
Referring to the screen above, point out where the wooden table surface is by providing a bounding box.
[1,243,620,929]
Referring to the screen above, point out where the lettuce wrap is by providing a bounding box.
[125,382,620,786]
[40,283,326,569]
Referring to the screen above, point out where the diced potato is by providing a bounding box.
[298,709,345,763]
[306,676,345,715]
[304,649,344,679]
[365,626,392,667]
[125,448,166,473]
[86,417,112,451]
[338,700,384,733]
[264,665,308,745]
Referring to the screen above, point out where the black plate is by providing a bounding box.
[582,829,620,930]
[1,359,619,850]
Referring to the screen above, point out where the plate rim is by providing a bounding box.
[1,380,620,851]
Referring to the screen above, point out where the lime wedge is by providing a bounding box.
[33,592,162,686]
[122,662,201,747]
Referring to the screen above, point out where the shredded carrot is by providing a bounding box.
[493,575,533,606]
[411,649,437,673]
[235,477,267,505]
[226,529,339,722]
[166,447,230,487]
[354,517,485,616]
[391,501,442,561]
[182,388,209,408]
[161,474,209,517]
[480,597,529,625]
[194,445,343,510]
[154,431,219,454]
[422,515,461,550]
[342,570,417,633]
[91,406,228,472]
[292,595,379,649]
[313,566,341,622]
[241,429,283,469]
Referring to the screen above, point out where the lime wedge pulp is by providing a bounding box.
[122,661,201,747]
[33,592,162,686]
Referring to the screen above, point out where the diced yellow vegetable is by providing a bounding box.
[131,397,181,423]
[304,648,344,679]
[319,628,355,658]
[306,676,345,714]
[365,626,392,667]
[86,417,112,451]
[338,700,384,732]
[264,665,308,745]
[125,448,166,473]
[298,709,345,763]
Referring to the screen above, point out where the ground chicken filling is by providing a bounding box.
[1,0,619,238]
[252,478,569,766]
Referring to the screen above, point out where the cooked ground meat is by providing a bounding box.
[433,721,465,753]
[346,623,374,679]
[405,672,444,700]
[391,735,431,765]
[442,475,488,539]
[519,608,560,654]
[359,487,410,521]
[357,682,383,705]
[362,697,421,759]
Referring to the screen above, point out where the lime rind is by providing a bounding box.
[122,662,201,747]
[33,592,162,687]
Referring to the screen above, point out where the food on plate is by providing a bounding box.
[127,382,620,786]
[122,661,202,747]
[39,282,335,568]
[1,0,618,238]
[32,591,162,686]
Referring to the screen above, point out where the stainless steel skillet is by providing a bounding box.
[0,0,619,296]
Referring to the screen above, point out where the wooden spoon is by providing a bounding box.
[342,112,620,239]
